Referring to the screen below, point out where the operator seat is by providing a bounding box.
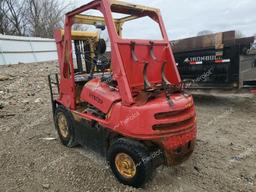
[75,39,108,84]
[94,39,111,72]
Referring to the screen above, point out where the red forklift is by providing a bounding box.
[48,0,196,187]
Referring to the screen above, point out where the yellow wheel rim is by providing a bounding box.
[57,113,69,139]
[115,153,136,179]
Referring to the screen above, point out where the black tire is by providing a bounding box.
[96,39,106,55]
[107,138,153,188]
[54,105,77,147]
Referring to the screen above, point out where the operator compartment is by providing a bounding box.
[67,27,112,105]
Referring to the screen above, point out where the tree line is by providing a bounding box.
[0,0,67,38]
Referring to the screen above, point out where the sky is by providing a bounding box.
[68,0,256,40]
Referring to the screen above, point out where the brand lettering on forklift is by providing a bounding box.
[89,92,103,104]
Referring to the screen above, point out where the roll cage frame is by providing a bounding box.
[58,0,180,109]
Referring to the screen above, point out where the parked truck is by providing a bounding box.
[171,31,256,90]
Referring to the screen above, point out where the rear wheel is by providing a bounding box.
[54,106,77,147]
[107,138,153,188]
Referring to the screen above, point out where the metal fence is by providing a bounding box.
[0,34,57,65]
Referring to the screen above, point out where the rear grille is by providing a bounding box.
[152,117,194,131]
[155,106,192,120]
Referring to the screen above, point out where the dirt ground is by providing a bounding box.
[0,62,256,192]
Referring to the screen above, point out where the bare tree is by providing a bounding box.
[0,0,68,37]
[25,0,67,38]
[197,30,213,36]
[41,0,65,37]
[0,0,27,35]
[0,0,9,34]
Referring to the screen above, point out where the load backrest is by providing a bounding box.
[117,41,180,90]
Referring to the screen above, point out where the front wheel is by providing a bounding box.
[107,138,153,188]
[54,106,77,147]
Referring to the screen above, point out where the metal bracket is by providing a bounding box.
[161,61,189,105]
[161,61,174,107]
[161,61,171,85]
[143,62,153,90]
[149,41,156,60]
[131,41,138,62]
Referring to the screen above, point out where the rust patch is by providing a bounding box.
[164,139,195,166]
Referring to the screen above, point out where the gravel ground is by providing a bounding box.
[0,62,256,192]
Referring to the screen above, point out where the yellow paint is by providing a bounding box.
[110,0,160,12]
[115,153,136,179]
[60,30,98,41]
